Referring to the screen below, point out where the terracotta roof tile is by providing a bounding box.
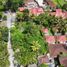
[18,7,25,12]
[39,55,49,64]
[50,9,67,19]
[55,9,62,17]
[30,8,44,15]
[42,28,49,34]
[60,57,67,67]
[45,36,55,44]
[48,44,67,57]
[57,35,66,43]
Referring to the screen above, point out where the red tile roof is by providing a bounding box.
[18,7,25,12]
[45,36,55,44]
[48,44,67,67]
[50,9,67,19]
[60,57,67,67]
[42,28,49,34]
[39,55,49,64]
[48,44,67,57]
[45,34,66,44]
[30,8,44,15]
[30,8,37,15]
[57,35,66,43]
[55,9,62,17]
[18,7,44,15]
[63,11,67,19]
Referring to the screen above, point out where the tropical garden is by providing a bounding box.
[0,27,9,67]
[0,0,67,67]
[52,0,67,10]
[10,10,67,66]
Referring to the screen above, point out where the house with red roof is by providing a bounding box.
[42,28,67,44]
[18,0,44,15]
[30,7,44,15]
[50,9,67,19]
[42,28,49,35]
[55,9,62,17]
[39,55,49,64]
[18,7,44,15]
[57,35,66,44]
[45,36,55,44]
[44,35,67,44]
[18,7,25,12]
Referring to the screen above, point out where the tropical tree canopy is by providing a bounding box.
[11,22,48,66]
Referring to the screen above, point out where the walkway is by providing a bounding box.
[7,12,14,67]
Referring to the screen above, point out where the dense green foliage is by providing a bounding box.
[14,12,67,66]
[16,9,30,22]
[52,0,67,10]
[0,27,8,42]
[52,0,65,6]
[0,41,9,67]
[0,0,66,66]
[39,63,48,67]
[5,0,24,11]
[32,13,67,35]
[0,0,24,11]
[62,4,67,11]
[0,12,3,19]
[16,11,67,35]
[11,22,48,66]
[0,27,9,67]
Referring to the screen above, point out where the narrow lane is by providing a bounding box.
[7,12,14,67]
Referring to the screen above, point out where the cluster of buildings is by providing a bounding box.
[42,28,67,44]
[18,0,67,66]
[39,28,67,67]
[18,0,67,18]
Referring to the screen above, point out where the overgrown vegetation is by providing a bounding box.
[11,22,48,66]
[0,27,9,67]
